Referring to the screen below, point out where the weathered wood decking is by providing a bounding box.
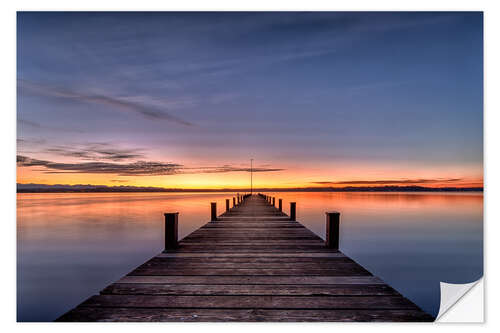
[57,194,433,322]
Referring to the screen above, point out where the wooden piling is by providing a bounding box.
[163,212,178,251]
[326,212,341,250]
[290,202,296,221]
[211,202,217,222]
[279,199,283,212]
[226,199,230,212]
[272,197,275,207]
[233,197,236,207]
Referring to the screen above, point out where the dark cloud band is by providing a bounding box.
[312,178,463,185]
[17,155,284,176]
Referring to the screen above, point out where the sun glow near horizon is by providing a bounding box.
[16,160,483,189]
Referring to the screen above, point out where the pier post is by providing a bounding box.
[163,212,178,251]
[325,212,341,250]
[233,197,236,207]
[226,199,230,212]
[290,202,296,221]
[272,197,275,207]
[279,199,282,212]
[211,202,217,222]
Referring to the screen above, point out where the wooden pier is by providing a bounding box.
[57,194,433,322]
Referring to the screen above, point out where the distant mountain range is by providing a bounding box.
[17,183,483,193]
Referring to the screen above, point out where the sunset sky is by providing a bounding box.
[17,12,483,189]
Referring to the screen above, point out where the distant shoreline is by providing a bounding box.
[17,183,483,193]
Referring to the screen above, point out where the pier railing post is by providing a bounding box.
[279,199,282,212]
[233,197,236,207]
[163,212,178,251]
[211,202,217,222]
[290,202,296,221]
[325,212,341,250]
[226,199,230,212]
[272,197,275,207]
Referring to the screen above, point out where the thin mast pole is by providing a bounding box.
[250,159,253,194]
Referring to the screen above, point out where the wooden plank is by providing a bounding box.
[101,283,398,296]
[177,244,335,250]
[57,307,434,322]
[128,267,371,276]
[135,260,364,270]
[117,275,385,285]
[79,294,421,310]
[178,241,325,245]
[186,232,317,236]
[182,233,321,238]
[144,256,356,264]
[156,252,344,258]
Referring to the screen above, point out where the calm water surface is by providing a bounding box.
[17,192,483,321]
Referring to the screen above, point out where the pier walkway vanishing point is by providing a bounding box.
[58,194,433,322]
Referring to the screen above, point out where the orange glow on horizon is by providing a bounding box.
[17,163,483,189]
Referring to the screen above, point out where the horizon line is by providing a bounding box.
[17,183,484,193]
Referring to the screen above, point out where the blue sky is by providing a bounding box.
[16,12,483,188]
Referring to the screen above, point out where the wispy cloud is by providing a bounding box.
[18,79,193,126]
[183,165,285,174]
[45,143,144,162]
[17,155,284,176]
[18,118,85,133]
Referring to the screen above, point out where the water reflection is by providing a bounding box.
[17,192,235,322]
[268,192,483,317]
[17,192,482,321]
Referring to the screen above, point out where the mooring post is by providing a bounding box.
[226,199,230,212]
[272,197,275,207]
[326,212,341,249]
[279,199,282,212]
[163,212,178,251]
[233,197,236,207]
[211,202,217,222]
[290,202,296,221]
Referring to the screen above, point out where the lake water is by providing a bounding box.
[17,192,483,321]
